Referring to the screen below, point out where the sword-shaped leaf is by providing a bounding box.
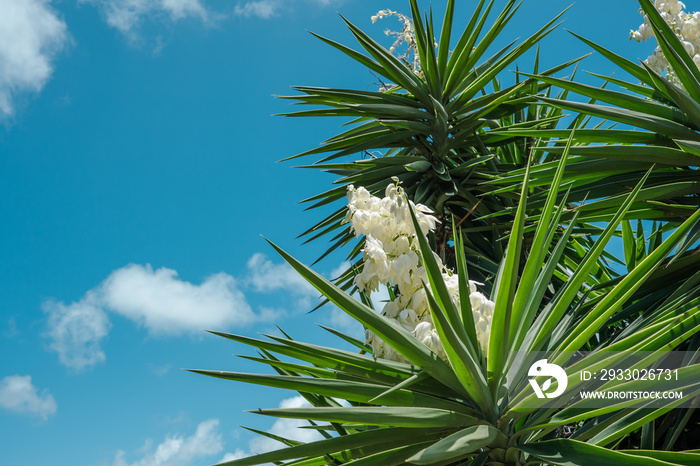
[266,239,469,396]
[519,439,685,466]
[251,406,478,428]
[407,425,503,465]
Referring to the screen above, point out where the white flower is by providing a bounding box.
[413,322,446,359]
[397,308,419,328]
[682,20,698,38]
[370,8,421,77]
[381,300,400,318]
[413,321,433,341]
[469,291,494,353]
[682,40,695,55]
[347,182,493,361]
[409,288,427,313]
[632,0,700,86]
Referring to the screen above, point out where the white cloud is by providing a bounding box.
[149,363,172,376]
[0,0,69,115]
[232,0,340,19]
[220,396,323,463]
[43,295,111,370]
[44,264,255,369]
[246,253,324,314]
[44,255,347,370]
[161,0,207,20]
[218,450,246,463]
[113,418,223,466]
[329,261,350,281]
[100,264,256,335]
[233,1,278,19]
[325,306,363,340]
[246,253,317,297]
[3,317,18,338]
[85,0,209,36]
[0,375,57,421]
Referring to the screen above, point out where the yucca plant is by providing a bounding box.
[188,1,700,462]
[194,147,700,465]
[488,0,700,234]
[481,0,700,446]
[281,0,599,287]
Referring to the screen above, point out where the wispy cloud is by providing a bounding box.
[84,0,209,37]
[3,317,19,338]
[112,418,223,466]
[246,253,316,297]
[233,1,279,19]
[246,252,322,313]
[0,375,57,421]
[149,363,173,376]
[43,296,111,370]
[112,405,321,466]
[0,0,69,116]
[161,0,208,20]
[232,0,342,20]
[219,450,246,463]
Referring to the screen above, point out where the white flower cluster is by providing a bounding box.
[371,10,417,58]
[344,182,494,363]
[371,9,421,89]
[630,0,700,86]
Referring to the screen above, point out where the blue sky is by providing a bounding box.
[0,1,653,465]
